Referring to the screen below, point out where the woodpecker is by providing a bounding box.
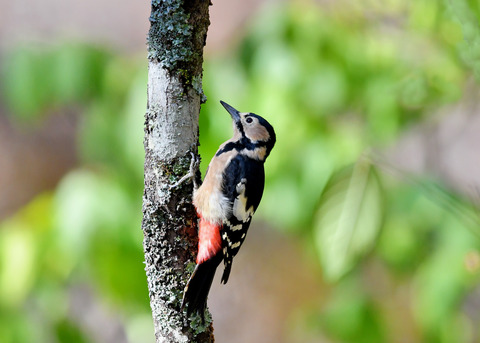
[181,101,276,321]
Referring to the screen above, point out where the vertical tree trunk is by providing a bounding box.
[142,0,213,342]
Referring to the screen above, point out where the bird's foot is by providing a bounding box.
[169,152,200,190]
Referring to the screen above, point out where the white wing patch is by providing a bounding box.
[233,178,255,223]
[231,224,243,231]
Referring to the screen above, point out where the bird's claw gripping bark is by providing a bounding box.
[169,152,200,190]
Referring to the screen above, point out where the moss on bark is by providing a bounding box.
[143,0,213,342]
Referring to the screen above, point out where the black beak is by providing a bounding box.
[220,101,241,123]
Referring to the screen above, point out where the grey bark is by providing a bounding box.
[142,0,213,342]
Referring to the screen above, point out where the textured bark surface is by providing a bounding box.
[142,1,213,342]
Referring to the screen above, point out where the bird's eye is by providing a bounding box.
[246,117,253,124]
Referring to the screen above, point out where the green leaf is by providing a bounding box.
[2,47,55,119]
[320,278,386,343]
[0,227,36,308]
[314,159,383,281]
[55,319,88,343]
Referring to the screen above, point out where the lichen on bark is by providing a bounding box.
[148,0,210,86]
[142,0,213,342]
[142,152,212,342]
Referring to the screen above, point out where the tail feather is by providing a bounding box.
[182,253,222,322]
[220,259,232,284]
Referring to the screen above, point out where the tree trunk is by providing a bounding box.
[142,0,213,342]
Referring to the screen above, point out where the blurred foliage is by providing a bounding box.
[1,0,480,342]
[314,159,383,281]
[0,42,149,342]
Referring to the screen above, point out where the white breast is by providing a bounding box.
[193,148,235,224]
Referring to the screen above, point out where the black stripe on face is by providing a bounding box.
[215,142,238,156]
[236,120,245,136]
[215,139,268,157]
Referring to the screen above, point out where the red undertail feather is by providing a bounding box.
[196,215,222,264]
[181,214,223,322]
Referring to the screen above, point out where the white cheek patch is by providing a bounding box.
[245,124,269,144]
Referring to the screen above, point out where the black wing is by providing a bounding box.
[220,154,265,284]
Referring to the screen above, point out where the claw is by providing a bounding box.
[169,152,200,190]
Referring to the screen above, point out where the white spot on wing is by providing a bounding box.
[233,178,255,223]
[231,225,242,231]
[236,179,246,194]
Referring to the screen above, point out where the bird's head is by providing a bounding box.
[220,101,276,160]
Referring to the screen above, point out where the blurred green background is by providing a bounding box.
[1,0,480,342]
